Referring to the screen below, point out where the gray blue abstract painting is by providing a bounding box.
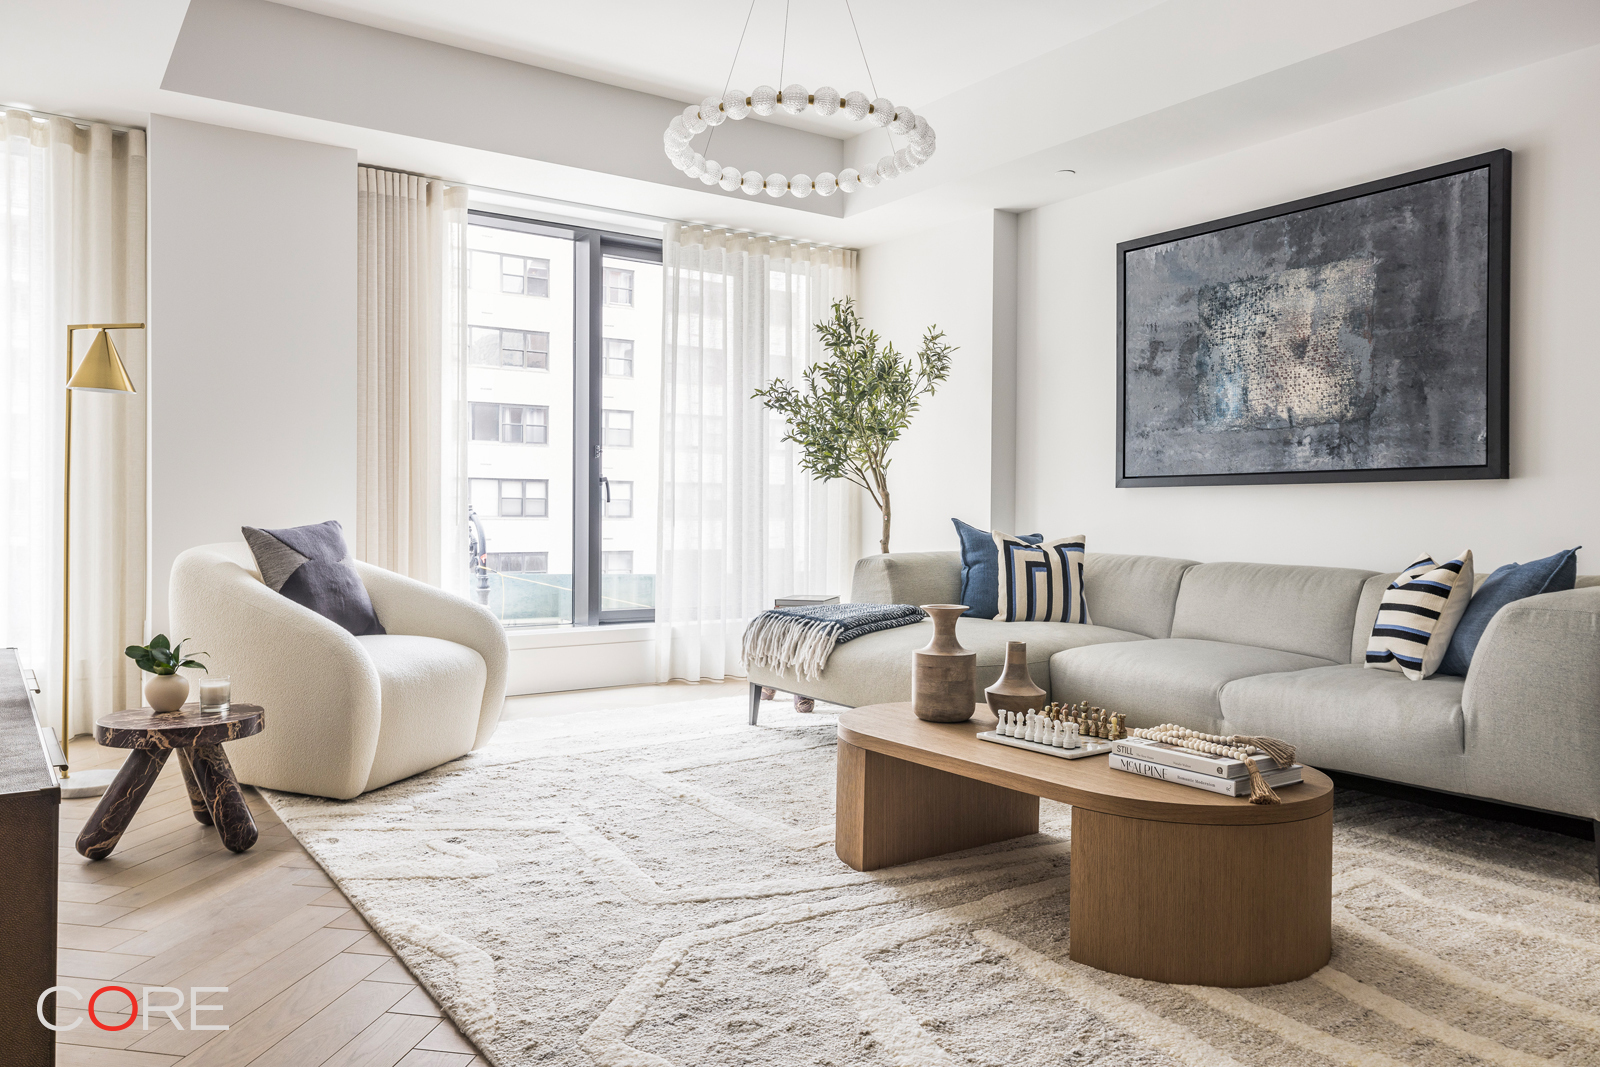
[1123,168,1490,478]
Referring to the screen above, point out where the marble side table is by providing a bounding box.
[75,703,264,860]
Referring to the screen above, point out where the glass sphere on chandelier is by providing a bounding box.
[663,84,937,199]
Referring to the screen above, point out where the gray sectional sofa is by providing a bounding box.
[747,551,1600,829]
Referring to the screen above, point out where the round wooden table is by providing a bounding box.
[836,703,1333,987]
[75,703,265,860]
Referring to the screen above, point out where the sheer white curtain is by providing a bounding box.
[656,225,858,682]
[0,110,147,737]
[355,167,468,586]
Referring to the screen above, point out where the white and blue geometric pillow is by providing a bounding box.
[1365,550,1474,680]
[992,532,1090,623]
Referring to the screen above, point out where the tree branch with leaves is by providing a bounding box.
[753,298,955,554]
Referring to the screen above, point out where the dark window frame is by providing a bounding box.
[469,209,661,625]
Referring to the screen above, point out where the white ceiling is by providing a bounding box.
[273,0,1166,135]
[3,0,1599,247]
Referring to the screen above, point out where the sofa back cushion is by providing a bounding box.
[1080,553,1197,638]
[851,551,963,606]
[1171,561,1374,663]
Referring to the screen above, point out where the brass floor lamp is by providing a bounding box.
[58,323,142,800]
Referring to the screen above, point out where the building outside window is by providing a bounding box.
[487,552,547,573]
[470,403,548,444]
[603,338,634,377]
[500,254,550,296]
[473,478,547,517]
[601,409,633,447]
[604,479,633,518]
[470,326,549,369]
[604,266,634,306]
[602,551,633,574]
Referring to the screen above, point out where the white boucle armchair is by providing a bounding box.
[169,542,509,799]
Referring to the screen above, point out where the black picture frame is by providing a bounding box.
[1115,149,1511,488]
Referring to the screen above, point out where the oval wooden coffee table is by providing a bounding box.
[75,703,264,860]
[836,703,1332,987]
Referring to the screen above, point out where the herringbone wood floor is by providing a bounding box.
[54,735,485,1067]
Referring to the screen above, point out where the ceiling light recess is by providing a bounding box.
[663,86,937,199]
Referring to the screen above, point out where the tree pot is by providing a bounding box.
[912,605,977,722]
[984,640,1047,718]
[144,673,189,713]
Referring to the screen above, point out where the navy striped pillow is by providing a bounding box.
[993,533,1090,624]
[1365,551,1474,680]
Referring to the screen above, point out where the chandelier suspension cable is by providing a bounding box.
[663,0,937,200]
[778,0,791,90]
[703,0,761,160]
[840,0,895,157]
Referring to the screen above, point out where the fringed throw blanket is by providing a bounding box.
[743,603,927,682]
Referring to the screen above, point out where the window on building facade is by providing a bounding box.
[604,266,634,306]
[603,338,634,377]
[470,326,549,369]
[487,552,548,573]
[500,254,550,296]
[471,403,548,444]
[602,551,633,574]
[601,409,633,448]
[604,479,633,518]
[486,478,547,517]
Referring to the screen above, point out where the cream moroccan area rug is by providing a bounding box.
[263,696,1600,1067]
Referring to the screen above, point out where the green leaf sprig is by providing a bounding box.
[124,634,209,677]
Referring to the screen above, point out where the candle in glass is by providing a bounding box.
[198,676,230,714]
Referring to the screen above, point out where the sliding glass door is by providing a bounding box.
[464,211,661,627]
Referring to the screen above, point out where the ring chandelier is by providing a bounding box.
[663,85,937,199]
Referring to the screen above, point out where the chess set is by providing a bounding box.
[977,702,1125,761]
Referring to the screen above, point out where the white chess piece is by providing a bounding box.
[1003,710,1016,737]
[1052,720,1064,747]
[1068,723,1079,749]
[998,710,1010,736]
[1025,713,1037,743]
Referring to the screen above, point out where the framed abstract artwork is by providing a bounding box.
[1116,150,1510,487]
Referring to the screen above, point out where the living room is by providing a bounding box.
[3,1,1598,1065]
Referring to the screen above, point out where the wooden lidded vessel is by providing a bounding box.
[912,605,977,722]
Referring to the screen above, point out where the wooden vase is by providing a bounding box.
[913,605,977,722]
[984,641,1046,717]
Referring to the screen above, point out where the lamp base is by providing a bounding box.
[60,766,119,799]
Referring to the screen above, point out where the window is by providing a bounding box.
[487,552,547,574]
[475,478,547,517]
[470,327,548,369]
[605,480,633,518]
[464,212,661,627]
[603,338,634,377]
[501,254,550,296]
[602,409,633,448]
[471,403,548,444]
[604,267,634,306]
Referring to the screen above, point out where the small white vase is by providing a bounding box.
[145,673,190,713]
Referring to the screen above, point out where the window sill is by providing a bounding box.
[505,622,655,651]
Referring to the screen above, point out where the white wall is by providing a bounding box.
[149,115,357,630]
[856,209,1018,559]
[1010,44,1600,575]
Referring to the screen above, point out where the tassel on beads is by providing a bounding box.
[1128,722,1296,805]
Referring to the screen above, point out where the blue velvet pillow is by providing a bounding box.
[953,518,1041,619]
[1437,547,1579,676]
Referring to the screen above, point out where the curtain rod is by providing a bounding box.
[2,104,144,134]
[359,163,851,251]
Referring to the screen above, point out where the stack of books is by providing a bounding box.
[1109,735,1303,797]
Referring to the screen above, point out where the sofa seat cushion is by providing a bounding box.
[357,635,486,791]
[746,619,1146,709]
[1049,638,1336,735]
[1220,665,1464,793]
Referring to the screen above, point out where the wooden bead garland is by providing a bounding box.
[1127,723,1297,805]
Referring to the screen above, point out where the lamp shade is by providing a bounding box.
[67,329,137,393]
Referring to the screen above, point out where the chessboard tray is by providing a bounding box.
[976,731,1114,760]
